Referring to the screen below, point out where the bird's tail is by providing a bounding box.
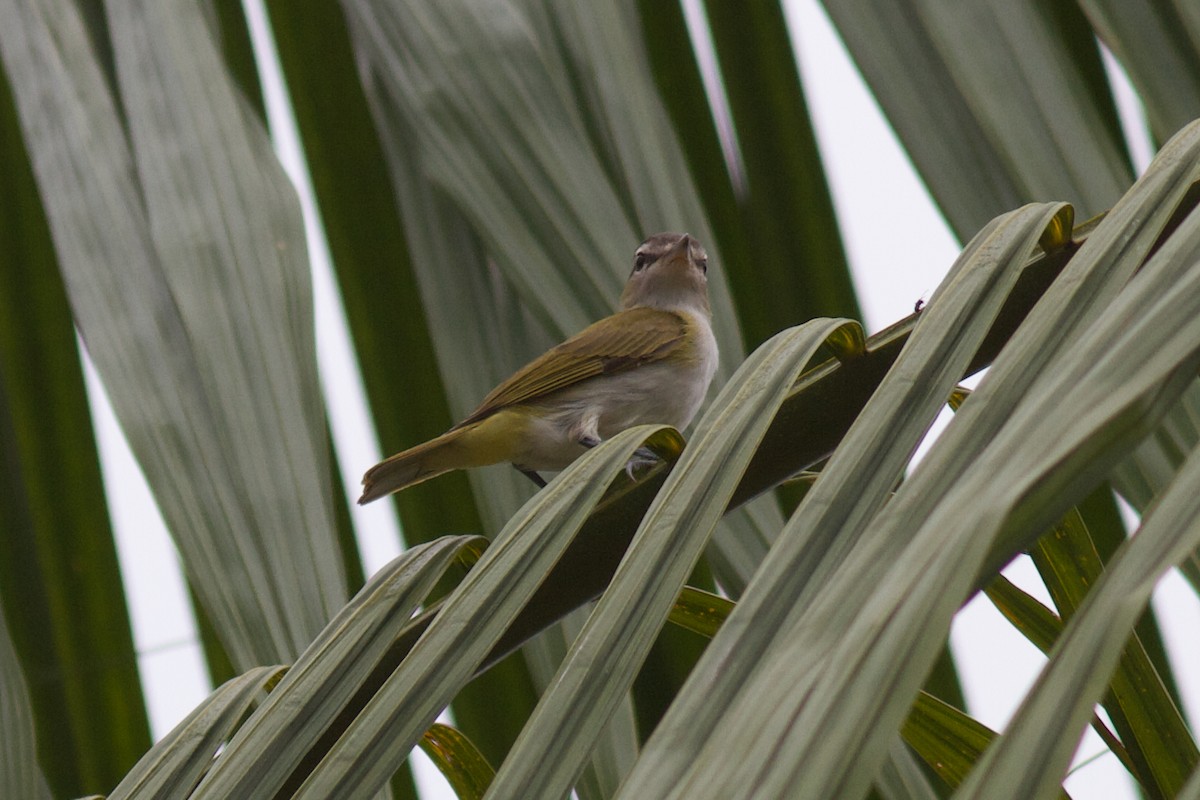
[358,414,522,503]
[358,427,472,504]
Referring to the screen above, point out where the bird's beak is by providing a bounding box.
[661,233,694,269]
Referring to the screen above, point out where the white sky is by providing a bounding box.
[76,1,1199,798]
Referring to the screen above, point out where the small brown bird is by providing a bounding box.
[359,233,718,503]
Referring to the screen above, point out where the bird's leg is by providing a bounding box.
[574,411,603,451]
[517,467,548,488]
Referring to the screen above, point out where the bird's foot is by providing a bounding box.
[624,446,661,480]
[578,435,661,481]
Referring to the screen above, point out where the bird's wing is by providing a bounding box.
[458,306,690,425]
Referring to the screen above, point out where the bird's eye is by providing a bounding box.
[697,256,708,274]
[633,252,650,272]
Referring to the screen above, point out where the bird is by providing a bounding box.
[358,232,718,504]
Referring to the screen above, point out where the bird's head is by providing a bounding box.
[620,232,710,316]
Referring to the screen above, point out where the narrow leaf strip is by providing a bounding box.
[669,586,734,640]
[903,692,995,790]
[984,575,1136,781]
[903,692,1074,800]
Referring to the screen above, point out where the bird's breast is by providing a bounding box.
[600,309,715,430]
[511,310,718,471]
